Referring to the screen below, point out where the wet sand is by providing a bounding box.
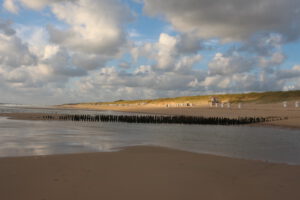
[1,102,300,129]
[1,146,300,200]
[59,102,300,129]
[119,106,300,129]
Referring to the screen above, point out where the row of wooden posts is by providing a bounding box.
[42,114,285,125]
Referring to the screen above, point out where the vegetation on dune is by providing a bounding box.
[61,90,300,106]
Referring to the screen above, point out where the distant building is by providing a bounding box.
[209,96,221,107]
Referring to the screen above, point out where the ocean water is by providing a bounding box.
[0,106,300,164]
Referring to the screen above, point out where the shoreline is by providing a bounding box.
[1,146,300,200]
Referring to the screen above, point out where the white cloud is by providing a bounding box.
[156,33,177,69]
[0,1,300,104]
[0,34,36,68]
[0,19,16,36]
[119,61,131,69]
[19,0,65,10]
[71,52,109,70]
[132,33,203,71]
[4,0,133,56]
[3,0,19,13]
[131,42,156,62]
[208,52,255,76]
[276,65,300,80]
[175,54,202,72]
[128,29,141,38]
[48,0,133,55]
[43,48,87,77]
[240,33,283,56]
[3,0,70,12]
[259,52,285,68]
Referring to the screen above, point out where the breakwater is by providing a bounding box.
[42,114,285,125]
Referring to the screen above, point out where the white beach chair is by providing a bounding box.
[283,101,287,108]
[227,103,231,108]
[238,103,242,109]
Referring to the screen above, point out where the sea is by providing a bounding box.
[0,105,299,165]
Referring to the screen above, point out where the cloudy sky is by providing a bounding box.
[0,0,300,105]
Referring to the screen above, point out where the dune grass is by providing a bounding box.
[62,90,300,106]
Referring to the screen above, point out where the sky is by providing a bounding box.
[0,0,300,105]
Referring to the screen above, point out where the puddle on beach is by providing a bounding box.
[0,106,300,165]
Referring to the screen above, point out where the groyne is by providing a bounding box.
[42,114,285,125]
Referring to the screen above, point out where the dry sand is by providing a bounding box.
[1,146,300,200]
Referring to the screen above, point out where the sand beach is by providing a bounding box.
[1,0,300,198]
[0,102,300,200]
[1,146,300,200]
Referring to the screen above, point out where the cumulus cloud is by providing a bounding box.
[3,0,19,13]
[70,64,206,102]
[43,48,87,77]
[276,65,300,80]
[0,19,16,36]
[71,53,109,70]
[240,33,283,56]
[259,52,285,68]
[4,0,133,56]
[118,61,131,69]
[66,32,206,100]
[48,0,133,55]
[208,52,255,76]
[1,1,300,104]
[156,33,178,69]
[0,17,104,104]
[0,32,36,68]
[19,0,68,10]
[194,71,285,94]
[207,31,286,79]
[132,33,203,70]
[3,0,70,12]
[131,42,156,62]
[176,33,203,54]
[0,0,136,104]
[143,0,300,41]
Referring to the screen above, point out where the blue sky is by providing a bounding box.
[0,0,299,104]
